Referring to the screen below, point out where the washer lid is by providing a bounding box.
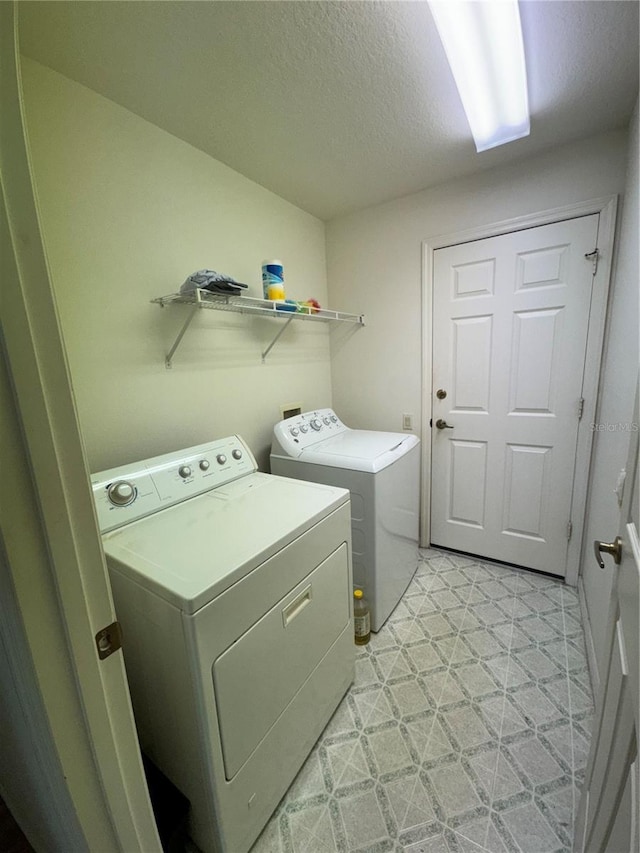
[101,473,349,613]
[297,430,419,473]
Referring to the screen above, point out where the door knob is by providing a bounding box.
[593,536,622,568]
[435,419,454,430]
[436,389,447,400]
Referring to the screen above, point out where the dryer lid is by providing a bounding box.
[297,430,419,473]
[101,473,349,613]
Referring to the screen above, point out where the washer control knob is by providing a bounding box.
[199,460,210,471]
[108,480,136,506]
[289,427,299,437]
[178,465,192,479]
[323,417,331,425]
[330,415,338,423]
[310,418,322,431]
[300,424,308,433]
[216,454,227,465]
[232,449,242,460]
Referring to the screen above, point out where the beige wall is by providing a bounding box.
[325,130,629,435]
[21,59,331,473]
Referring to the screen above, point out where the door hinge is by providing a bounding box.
[567,521,573,540]
[577,397,585,420]
[95,621,123,660]
[584,248,599,275]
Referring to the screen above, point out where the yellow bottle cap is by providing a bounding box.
[354,589,363,599]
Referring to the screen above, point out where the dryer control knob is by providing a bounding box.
[216,454,227,465]
[178,465,192,479]
[289,427,299,437]
[310,418,322,431]
[330,415,338,423]
[323,417,331,425]
[232,449,242,460]
[108,480,136,506]
[199,460,210,471]
[300,425,308,433]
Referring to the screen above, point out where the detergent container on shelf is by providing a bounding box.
[262,260,285,301]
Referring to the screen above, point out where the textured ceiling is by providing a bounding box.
[18,1,639,220]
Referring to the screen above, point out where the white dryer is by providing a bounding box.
[91,436,353,853]
[271,408,420,632]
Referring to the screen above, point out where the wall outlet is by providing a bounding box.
[281,402,302,420]
[402,413,413,430]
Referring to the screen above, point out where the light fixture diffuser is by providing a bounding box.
[429,0,530,152]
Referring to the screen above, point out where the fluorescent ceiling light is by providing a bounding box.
[429,0,530,152]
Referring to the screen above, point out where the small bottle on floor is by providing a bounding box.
[353,589,371,645]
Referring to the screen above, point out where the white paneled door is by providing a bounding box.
[431,215,599,576]
[574,385,639,852]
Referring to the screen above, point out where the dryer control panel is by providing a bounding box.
[272,408,348,457]
[92,435,256,533]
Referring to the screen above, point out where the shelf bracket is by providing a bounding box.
[262,315,294,362]
[165,297,201,368]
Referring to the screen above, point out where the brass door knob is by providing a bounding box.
[594,536,622,568]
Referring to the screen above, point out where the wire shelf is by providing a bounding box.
[151,289,365,366]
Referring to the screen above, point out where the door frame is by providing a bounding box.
[421,196,618,585]
[1,3,161,849]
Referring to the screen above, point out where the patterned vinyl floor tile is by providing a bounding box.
[245,549,593,853]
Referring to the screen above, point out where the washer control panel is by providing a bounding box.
[92,435,256,533]
[272,408,347,457]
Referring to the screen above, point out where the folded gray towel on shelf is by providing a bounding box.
[180,269,249,295]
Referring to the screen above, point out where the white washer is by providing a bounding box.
[271,408,420,632]
[91,435,354,853]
